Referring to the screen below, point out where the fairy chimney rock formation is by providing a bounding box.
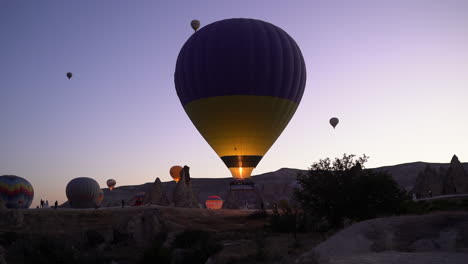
[444,155,468,194]
[412,165,443,198]
[173,173,190,207]
[144,177,169,206]
[173,166,199,207]
[412,155,468,197]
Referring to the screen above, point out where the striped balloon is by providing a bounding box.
[175,18,306,180]
[0,175,34,209]
[205,195,223,209]
[66,177,101,208]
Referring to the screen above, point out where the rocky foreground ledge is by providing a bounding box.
[297,211,468,264]
[0,206,264,263]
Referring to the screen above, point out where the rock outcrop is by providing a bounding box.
[412,165,444,198]
[173,174,189,207]
[412,155,468,197]
[173,168,199,208]
[296,212,468,264]
[143,177,169,206]
[443,155,468,194]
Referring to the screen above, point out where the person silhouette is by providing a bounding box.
[54,201,58,209]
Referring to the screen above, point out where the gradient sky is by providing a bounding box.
[1,0,468,207]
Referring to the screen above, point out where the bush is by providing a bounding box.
[403,198,468,214]
[295,154,409,229]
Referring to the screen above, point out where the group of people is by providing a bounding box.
[38,199,59,209]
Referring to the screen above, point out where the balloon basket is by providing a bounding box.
[229,180,255,191]
[224,180,264,209]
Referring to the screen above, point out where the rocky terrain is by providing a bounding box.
[95,156,468,209]
[99,168,305,209]
[296,211,468,264]
[1,206,467,264]
[0,206,270,263]
[412,155,468,198]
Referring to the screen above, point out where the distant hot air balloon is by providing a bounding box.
[329,117,339,129]
[205,195,223,209]
[0,175,34,209]
[66,72,72,79]
[132,192,145,206]
[66,177,101,208]
[106,179,116,190]
[191,20,200,32]
[175,18,306,180]
[170,166,183,182]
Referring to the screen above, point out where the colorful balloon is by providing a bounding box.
[170,166,183,182]
[205,195,223,209]
[0,175,34,209]
[329,117,339,129]
[191,20,200,32]
[106,179,116,190]
[175,18,306,180]
[66,177,101,208]
[66,72,72,79]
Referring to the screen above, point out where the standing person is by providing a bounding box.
[54,201,58,209]
[40,199,44,208]
[121,200,124,208]
[45,200,49,208]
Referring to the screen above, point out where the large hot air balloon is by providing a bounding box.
[0,175,34,209]
[205,195,223,209]
[191,20,200,32]
[66,72,72,79]
[106,179,116,190]
[175,18,306,180]
[66,177,101,208]
[170,166,183,182]
[329,117,339,129]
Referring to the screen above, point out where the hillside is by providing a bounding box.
[98,161,468,207]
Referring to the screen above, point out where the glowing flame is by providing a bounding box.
[239,167,243,178]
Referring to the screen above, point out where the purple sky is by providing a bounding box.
[1,0,468,207]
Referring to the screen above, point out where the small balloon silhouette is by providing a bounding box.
[191,20,200,32]
[329,117,339,129]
